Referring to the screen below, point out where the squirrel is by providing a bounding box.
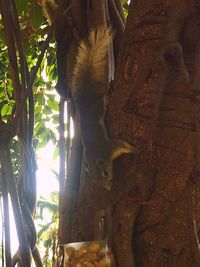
[40,1,138,189]
[71,28,137,190]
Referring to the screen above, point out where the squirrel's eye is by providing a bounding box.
[102,170,108,177]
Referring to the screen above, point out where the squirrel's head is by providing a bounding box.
[85,158,113,191]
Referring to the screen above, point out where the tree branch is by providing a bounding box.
[0,145,31,267]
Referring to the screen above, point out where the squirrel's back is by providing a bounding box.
[71,27,113,101]
[70,27,135,190]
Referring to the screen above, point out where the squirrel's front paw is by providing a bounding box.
[111,139,142,161]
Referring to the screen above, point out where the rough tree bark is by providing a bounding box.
[68,0,200,267]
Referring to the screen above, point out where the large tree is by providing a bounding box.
[1,0,200,267]
[60,1,200,266]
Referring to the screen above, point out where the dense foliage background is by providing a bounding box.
[0,1,61,266]
[0,1,129,266]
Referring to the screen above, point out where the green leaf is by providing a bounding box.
[38,222,53,239]
[53,145,59,160]
[47,94,56,101]
[37,131,48,148]
[30,2,44,29]
[0,29,6,44]
[35,103,42,114]
[37,126,46,136]
[37,93,45,107]
[1,103,9,116]
[47,54,54,66]
[43,105,52,115]
[44,238,52,248]
[47,99,59,111]
[35,111,42,122]
[37,200,58,213]
[0,100,7,109]
[16,0,29,14]
[52,114,59,124]
[52,119,58,124]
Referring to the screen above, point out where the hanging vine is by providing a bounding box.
[0,0,53,265]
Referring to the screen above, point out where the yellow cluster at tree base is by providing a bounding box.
[64,241,115,267]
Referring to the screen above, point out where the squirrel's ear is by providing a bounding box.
[96,158,105,166]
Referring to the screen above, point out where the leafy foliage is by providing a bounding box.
[0,0,59,150]
[35,191,59,267]
[0,0,60,265]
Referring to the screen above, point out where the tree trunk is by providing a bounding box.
[63,0,200,266]
[107,0,200,266]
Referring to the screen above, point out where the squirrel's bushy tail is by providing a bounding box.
[72,27,113,97]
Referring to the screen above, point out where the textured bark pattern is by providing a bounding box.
[107,0,200,266]
[55,0,200,266]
